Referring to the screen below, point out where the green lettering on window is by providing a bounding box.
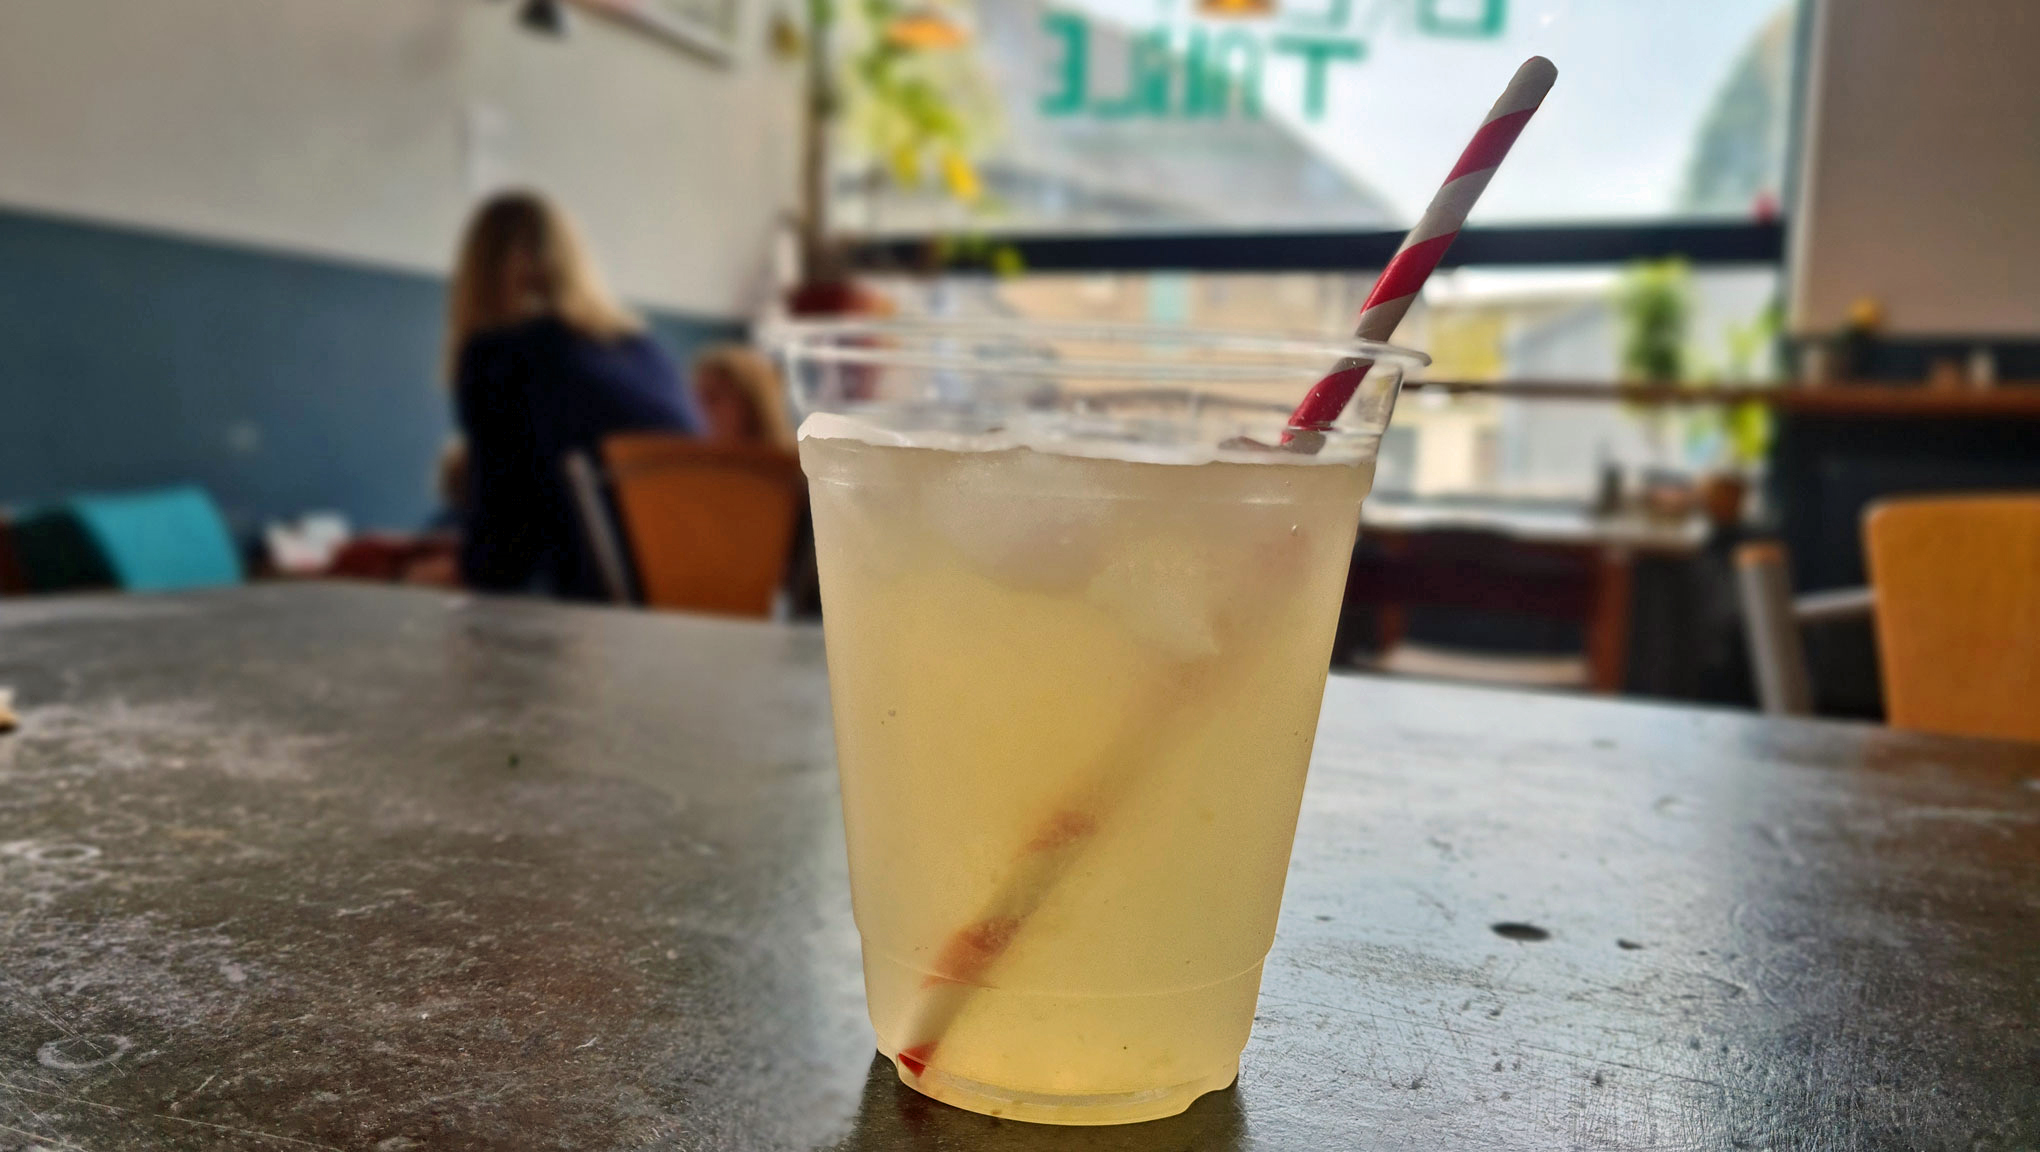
[1271,35,1364,120]
[1091,29,1174,119]
[1040,12,1088,116]
[1416,0,1505,39]
[1283,0,1352,32]
[1187,28,1263,119]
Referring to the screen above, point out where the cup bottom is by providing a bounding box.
[886,1050,1238,1125]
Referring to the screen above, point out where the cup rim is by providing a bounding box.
[765,317,1431,378]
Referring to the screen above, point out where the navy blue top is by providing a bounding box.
[455,316,692,600]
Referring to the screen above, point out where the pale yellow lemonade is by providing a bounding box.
[801,419,1373,1124]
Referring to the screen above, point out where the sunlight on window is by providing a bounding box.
[830,0,1800,235]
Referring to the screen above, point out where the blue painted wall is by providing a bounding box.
[0,207,738,533]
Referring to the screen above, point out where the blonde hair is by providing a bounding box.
[446,190,641,378]
[692,344,795,448]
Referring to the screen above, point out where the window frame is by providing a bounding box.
[843,220,1785,275]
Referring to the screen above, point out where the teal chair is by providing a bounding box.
[8,486,241,593]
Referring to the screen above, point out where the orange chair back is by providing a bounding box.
[601,435,804,618]
[1864,494,2040,743]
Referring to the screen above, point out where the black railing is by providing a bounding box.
[844,220,1786,274]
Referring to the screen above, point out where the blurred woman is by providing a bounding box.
[690,345,795,449]
[447,190,691,600]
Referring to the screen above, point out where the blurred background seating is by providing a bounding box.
[1739,493,2040,743]
[600,435,805,618]
[1864,495,2040,743]
[0,0,2033,737]
[2,487,240,594]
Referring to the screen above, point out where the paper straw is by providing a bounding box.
[890,57,1559,1084]
[890,658,1233,1081]
[1288,56,1558,436]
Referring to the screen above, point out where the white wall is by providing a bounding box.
[0,0,802,317]
[1790,0,2040,336]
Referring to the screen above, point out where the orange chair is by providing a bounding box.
[600,435,805,618]
[1864,494,2040,743]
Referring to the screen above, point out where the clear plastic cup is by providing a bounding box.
[776,320,1420,1125]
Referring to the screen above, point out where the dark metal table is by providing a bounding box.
[2,585,2035,1150]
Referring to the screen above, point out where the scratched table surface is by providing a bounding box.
[1,585,2035,1151]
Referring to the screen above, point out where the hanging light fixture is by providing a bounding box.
[518,0,571,38]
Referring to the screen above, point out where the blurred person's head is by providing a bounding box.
[691,345,794,449]
[446,190,639,376]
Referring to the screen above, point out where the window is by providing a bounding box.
[874,262,1785,498]
[829,0,1800,238]
[839,1,1804,501]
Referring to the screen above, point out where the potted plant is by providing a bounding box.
[786,0,1013,313]
[1693,302,1781,527]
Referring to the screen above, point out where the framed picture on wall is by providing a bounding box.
[572,0,742,64]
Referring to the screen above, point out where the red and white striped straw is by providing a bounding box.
[886,59,1559,1087]
[1288,56,1558,434]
